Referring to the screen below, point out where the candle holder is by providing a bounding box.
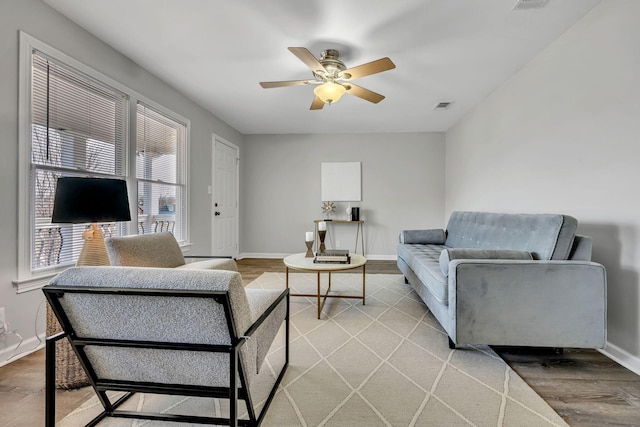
[318,230,327,252]
[305,240,314,257]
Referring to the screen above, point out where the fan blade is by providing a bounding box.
[288,47,327,74]
[310,96,325,110]
[345,83,385,104]
[260,80,312,88]
[341,57,395,80]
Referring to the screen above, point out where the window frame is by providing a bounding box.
[135,102,188,241]
[15,32,191,293]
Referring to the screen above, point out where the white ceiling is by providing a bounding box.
[43,0,601,134]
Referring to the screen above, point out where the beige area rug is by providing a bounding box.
[59,272,568,426]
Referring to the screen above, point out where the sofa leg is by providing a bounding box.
[448,337,456,349]
[404,276,409,284]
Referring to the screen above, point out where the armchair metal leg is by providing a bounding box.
[45,332,66,427]
[229,348,238,427]
[45,338,56,427]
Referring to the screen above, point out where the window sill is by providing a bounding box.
[14,241,194,294]
[12,273,57,294]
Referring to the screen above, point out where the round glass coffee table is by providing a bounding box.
[283,253,367,319]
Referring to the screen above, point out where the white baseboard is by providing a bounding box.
[599,341,640,376]
[363,254,397,261]
[0,336,45,367]
[237,252,290,259]
[238,252,398,261]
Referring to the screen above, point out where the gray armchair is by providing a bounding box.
[47,232,238,390]
[43,266,289,426]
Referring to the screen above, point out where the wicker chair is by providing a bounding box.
[43,266,289,426]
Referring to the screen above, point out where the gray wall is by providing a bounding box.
[446,0,640,371]
[0,0,243,362]
[241,133,445,258]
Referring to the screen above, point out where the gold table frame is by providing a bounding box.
[283,253,367,319]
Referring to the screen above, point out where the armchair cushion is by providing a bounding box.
[177,258,238,271]
[106,232,185,268]
[106,232,237,271]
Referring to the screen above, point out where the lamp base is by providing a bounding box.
[76,223,111,266]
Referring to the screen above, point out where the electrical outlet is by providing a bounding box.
[0,307,6,335]
[335,240,341,248]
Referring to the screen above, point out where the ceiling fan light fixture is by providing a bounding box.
[314,82,347,104]
[260,47,395,109]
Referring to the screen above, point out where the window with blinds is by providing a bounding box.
[136,104,187,240]
[30,51,128,271]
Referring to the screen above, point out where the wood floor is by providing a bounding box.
[1,258,639,426]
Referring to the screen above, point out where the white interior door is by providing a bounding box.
[212,136,238,258]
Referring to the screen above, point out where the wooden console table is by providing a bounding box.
[314,219,364,255]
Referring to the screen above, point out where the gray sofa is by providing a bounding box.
[397,211,607,349]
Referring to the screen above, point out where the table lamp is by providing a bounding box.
[52,177,131,266]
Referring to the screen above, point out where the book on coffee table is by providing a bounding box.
[314,249,350,264]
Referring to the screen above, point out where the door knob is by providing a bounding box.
[215,211,221,216]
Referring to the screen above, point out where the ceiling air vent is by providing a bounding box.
[434,102,453,110]
[513,0,548,10]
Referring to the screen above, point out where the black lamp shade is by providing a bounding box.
[51,177,131,224]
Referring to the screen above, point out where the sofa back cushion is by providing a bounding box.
[106,232,186,268]
[444,211,578,260]
[439,248,533,276]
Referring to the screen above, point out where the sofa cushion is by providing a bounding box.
[400,229,446,245]
[444,211,577,260]
[439,248,533,277]
[397,243,449,304]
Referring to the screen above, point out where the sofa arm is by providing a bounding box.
[244,288,289,375]
[399,229,446,244]
[448,260,606,348]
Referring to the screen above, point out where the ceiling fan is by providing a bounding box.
[259,47,395,110]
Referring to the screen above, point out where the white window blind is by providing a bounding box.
[136,103,186,241]
[30,50,128,271]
